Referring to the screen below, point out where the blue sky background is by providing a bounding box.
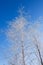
[0,0,43,65]
[0,0,43,29]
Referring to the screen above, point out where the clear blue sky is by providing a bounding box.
[0,0,43,29]
[0,0,43,65]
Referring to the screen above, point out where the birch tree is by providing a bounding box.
[6,9,42,65]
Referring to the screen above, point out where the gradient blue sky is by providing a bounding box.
[0,0,43,27]
[0,0,43,65]
[0,0,43,29]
